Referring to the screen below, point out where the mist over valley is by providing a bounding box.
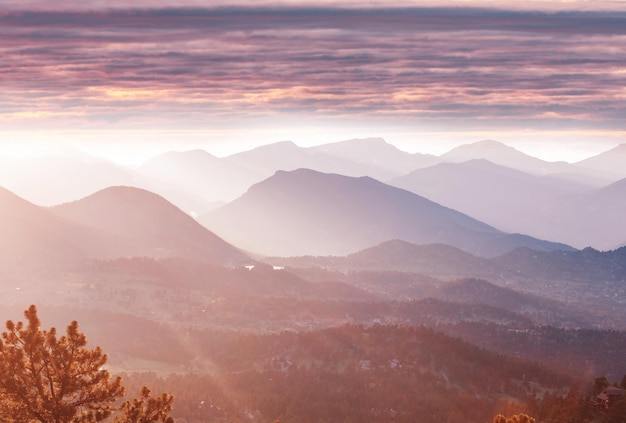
[1,138,625,423]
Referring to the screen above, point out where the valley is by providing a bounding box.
[0,138,625,422]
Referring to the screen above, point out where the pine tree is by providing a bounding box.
[114,386,174,423]
[493,413,536,423]
[0,305,172,423]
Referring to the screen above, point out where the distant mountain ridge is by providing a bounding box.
[138,149,263,208]
[0,156,138,206]
[390,159,578,238]
[390,159,626,250]
[575,143,626,180]
[2,137,624,253]
[272,239,626,284]
[309,137,438,177]
[221,140,401,181]
[201,168,573,257]
[440,140,572,176]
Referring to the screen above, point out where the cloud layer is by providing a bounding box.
[1,5,625,145]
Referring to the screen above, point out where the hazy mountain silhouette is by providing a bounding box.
[535,178,626,250]
[390,159,589,235]
[0,156,137,206]
[440,140,572,176]
[0,155,210,215]
[52,186,249,265]
[0,186,115,266]
[391,159,626,250]
[139,149,264,208]
[575,143,626,181]
[309,137,439,179]
[344,240,496,278]
[201,169,573,257]
[222,140,392,181]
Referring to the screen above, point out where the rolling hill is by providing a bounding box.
[340,239,499,278]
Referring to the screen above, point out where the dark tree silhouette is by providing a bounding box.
[594,376,610,395]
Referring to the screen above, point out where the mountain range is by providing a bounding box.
[267,239,626,325]
[1,138,625,255]
[271,238,626,284]
[389,159,626,249]
[440,140,573,176]
[2,137,626,423]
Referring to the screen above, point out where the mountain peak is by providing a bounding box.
[53,186,248,264]
[315,137,389,149]
[309,137,437,175]
[0,185,28,204]
[440,140,568,176]
[574,143,626,180]
[471,139,509,148]
[0,185,114,265]
[443,140,518,157]
[58,185,169,209]
[245,140,299,153]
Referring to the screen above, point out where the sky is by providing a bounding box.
[1,0,625,164]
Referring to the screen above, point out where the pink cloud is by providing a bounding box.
[1,5,625,136]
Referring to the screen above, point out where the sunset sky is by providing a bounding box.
[1,0,625,164]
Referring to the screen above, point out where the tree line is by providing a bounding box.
[3,305,624,423]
